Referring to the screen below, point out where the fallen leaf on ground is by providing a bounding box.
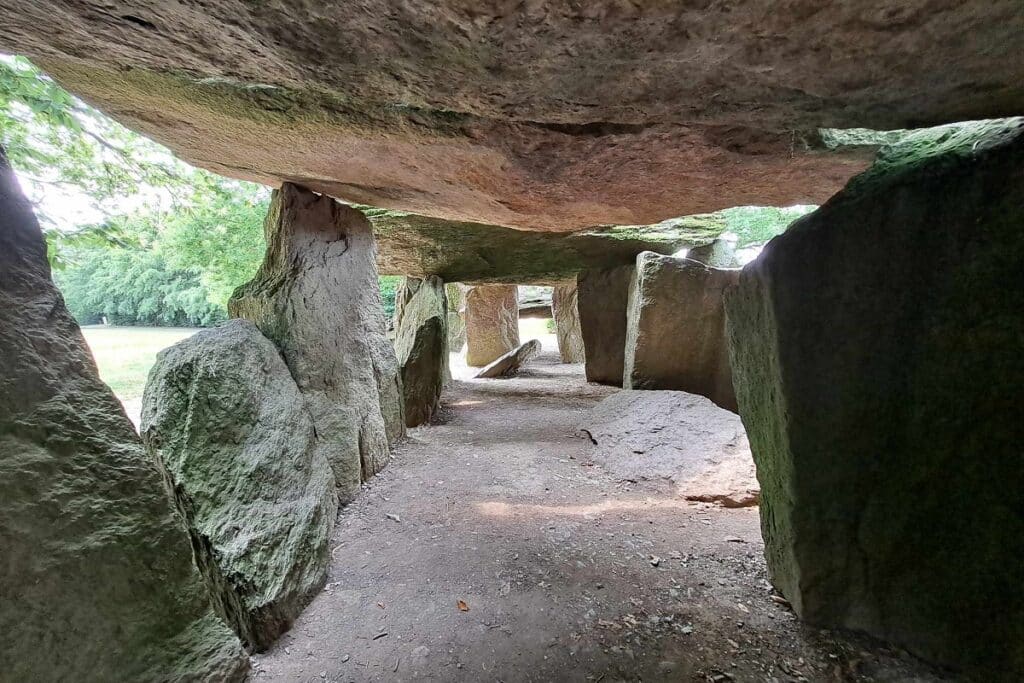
[457,600,469,611]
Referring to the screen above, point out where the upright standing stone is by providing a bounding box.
[0,148,247,681]
[229,184,404,503]
[577,264,634,385]
[465,284,519,366]
[446,282,467,353]
[142,320,338,652]
[725,120,1024,677]
[552,281,585,363]
[394,276,449,427]
[623,252,739,412]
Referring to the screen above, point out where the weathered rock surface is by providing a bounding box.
[577,265,634,385]
[552,282,585,364]
[393,276,449,427]
[725,119,1024,676]
[686,235,741,268]
[581,391,758,508]
[474,339,543,379]
[0,148,248,680]
[518,286,553,319]
[229,183,404,502]
[624,253,739,412]
[8,3,1022,228]
[371,208,725,283]
[141,320,337,652]
[465,284,520,367]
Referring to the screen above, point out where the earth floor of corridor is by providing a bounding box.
[252,350,946,683]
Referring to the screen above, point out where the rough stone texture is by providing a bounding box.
[465,284,520,367]
[518,286,553,318]
[577,265,634,385]
[141,320,338,652]
[725,119,1024,676]
[7,3,1022,229]
[686,235,741,268]
[0,148,248,681]
[229,183,404,503]
[393,276,449,427]
[624,252,740,412]
[473,339,543,379]
[552,282,585,364]
[370,208,724,283]
[581,391,758,508]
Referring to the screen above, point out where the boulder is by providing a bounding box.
[229,183,404,503]
[141,320,338,652]
[581,391,758,508]
[725,119,1024,676]
[552,282,585,363]
[0,148,248,680]
[623,252,739,412]
[393,276,449,427]
[473,339,543,379]
[13,4,1023,228]
[465,284,520,366]
[577,265,634,385]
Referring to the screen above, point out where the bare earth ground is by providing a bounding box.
[251,348,946,683]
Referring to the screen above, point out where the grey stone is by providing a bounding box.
[141,319,338,652]
[577,264,634,385]
[624,252,739,412]
[552,282,585,363]
[465,284,520,367]
[394,276,449,427]
[445,283,467,353]
[229,183,404,503]
[686,234,741,268]
[725,119,1024,676]
[473,339,543,378]
[581,390,757,508]
[0,148,248,681]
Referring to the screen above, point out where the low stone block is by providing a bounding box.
[473,339,542,378]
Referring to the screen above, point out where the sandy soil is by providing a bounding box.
[251,350,944,683]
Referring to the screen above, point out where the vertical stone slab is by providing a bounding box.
[394,276,449,427]
[0,149,247,680]
[141,320,338,652]
[623,252,739,412]
[465,284,519,366]
[229,184,404,503]
[446,282,467,353]
[552,281,585,363]
[725,120,1024,676]
[577,264,633,385]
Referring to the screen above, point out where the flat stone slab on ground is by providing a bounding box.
[473,339,543,379]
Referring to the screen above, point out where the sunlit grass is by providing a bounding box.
[80,326,199,401]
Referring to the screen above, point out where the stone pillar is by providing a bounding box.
[229,184,404,503]
[465,284,519,366]
[623,252,739,412]
[0,148,247,680]
[552,281,585,363]
[446,282,467,353]
[577,264,633,385]
[725,121,1024,677]
[394,276,449,427]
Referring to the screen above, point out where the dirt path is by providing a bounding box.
[252,353,944,682]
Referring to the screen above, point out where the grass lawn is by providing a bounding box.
[80,326,200,402]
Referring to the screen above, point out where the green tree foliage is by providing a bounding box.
[378,276,400,318]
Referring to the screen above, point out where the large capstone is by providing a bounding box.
[8,4,1022,229]
[229,183,404,503]
[577,265,634,385]
[0,148,248,681]
[725,119,1024,676]
[393,276,449,427]
[624,252,739,412]
[465,284,520,367]
[141,320,338,652]
[552,282,585,363]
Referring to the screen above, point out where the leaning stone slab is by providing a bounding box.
[474,339,542,378]
[0,148,247,681]
[725,119,1024,677]
[552,281,585,363]
[393,276,449,427]
[465,284,519,366]
[577,264,634,385]
[229,183,404,502]
[624,252,739,412]
[141,320,338,652]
